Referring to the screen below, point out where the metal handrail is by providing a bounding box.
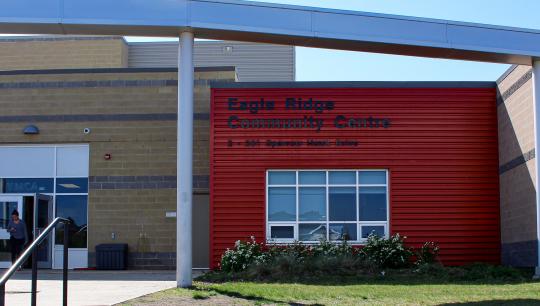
[0,217,70,306]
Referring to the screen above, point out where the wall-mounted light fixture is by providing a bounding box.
[23,125,39,135]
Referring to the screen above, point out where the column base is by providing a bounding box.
[534,267,540,279]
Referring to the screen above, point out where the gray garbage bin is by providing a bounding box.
[96,244,128,270]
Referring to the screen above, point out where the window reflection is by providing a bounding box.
[56,178,89,193]
[268,187,296,221]
[329,224,357,241]
[55,195,87,248]
[299,224,326,241]
[299,187,326,221]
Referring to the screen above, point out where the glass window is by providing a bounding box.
[299,171,325,185]
[329,171,355,185]
[359,187,387,221]
[1,178,54,193]
[299,224,326,241]
[329,224,357,241]
[361,226,385,239]
[268,171,296,185]
[299,187,326,221]
[268,187,296,221]
[56,178,89,194]
[0,201,18,229]
[270,226,294,239]
[55,195,87,248]
[358,171,386,185]
[329,187,356,221]
[56,146,89,177]
[267,170,389,243]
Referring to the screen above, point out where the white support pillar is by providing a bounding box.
[533,60,540,277]
[177,31,194,288]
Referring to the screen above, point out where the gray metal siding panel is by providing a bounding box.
[128,41,294,82]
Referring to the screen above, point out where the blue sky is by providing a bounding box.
[126,0,539,81]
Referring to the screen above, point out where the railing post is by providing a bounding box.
[63,221,69,306]
[31,247,38,306]
[0,283,5,306]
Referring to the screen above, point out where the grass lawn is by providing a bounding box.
[119,278,540,306]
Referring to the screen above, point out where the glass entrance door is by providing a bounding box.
[0,196,23,268]
[35,194,53,268]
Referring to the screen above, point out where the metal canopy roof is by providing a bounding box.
[1,0,540,65]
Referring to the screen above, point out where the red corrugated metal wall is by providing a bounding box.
[210,87,500,268]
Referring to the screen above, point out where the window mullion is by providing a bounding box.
[357,170,360,242]
[326,170,329,241]
[296,171,299,241]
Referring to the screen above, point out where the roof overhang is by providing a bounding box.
[1,0,539,65]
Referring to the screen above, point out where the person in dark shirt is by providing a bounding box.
[7,210,28,264]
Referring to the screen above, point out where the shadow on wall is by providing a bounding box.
[497,86,538,267]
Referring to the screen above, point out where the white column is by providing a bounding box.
[533,60,540,277]
[177,31,194,288]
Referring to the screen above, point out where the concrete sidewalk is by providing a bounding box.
[3,270,185,306]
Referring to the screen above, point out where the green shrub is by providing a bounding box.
[461,263,527,281]
[415,242,440,265]
[220,237,265,272]
[361,233,413,269]
[414,262,448,278]
[312,239,355,257]
[267,240,312,262]
[209,234,531,283]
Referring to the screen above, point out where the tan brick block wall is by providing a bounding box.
[0,69,235,261]
[500,160,537,244]
[0,37,128,70]
[498,66,531,93]
[89,189,177,253]
[498,80,534,165]
[497,65,537,246]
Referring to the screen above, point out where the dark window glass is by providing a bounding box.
[56,178,88,193]
[329,187,356,221]
[359,187,387,221]
[361,226,385,239]
[270,226,294,239]
[55,195,87,248]
[329,223,357,241]
[299,187,326,221]
[268,187,296,221]
[1,178,53,193]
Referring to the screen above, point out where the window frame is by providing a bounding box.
[266,169,389,244]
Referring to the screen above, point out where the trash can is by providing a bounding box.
[96,244,128,270]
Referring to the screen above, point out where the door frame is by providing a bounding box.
[0,195,23,268]
[0,144,90,269]
[35,193,53,268]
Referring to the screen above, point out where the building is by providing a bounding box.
[210,82,500,267]
[0,36,294,269]
[0,35,537,270]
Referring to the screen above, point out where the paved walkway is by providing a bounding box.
[3,270,186,306]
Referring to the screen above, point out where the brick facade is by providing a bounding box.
[0,67,234,268]
[497,65,538,267]
[0,36,128,70]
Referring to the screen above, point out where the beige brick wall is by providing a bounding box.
[0,68,234,266]
[497,65,537,246]
[0,37,128,70]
